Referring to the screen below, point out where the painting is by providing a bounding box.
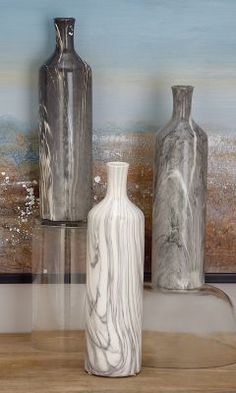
[0,0,235,279]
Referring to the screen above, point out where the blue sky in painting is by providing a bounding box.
[1,0,236,132]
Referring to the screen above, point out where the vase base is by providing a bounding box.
[84,366,140,378]
[143,330,236,368]
[143,284,236,368]
[31,330,85,352]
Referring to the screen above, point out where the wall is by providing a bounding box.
[0,284,235,333]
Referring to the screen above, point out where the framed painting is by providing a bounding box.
[0,0,235,283]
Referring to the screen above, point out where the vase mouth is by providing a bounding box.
[172,85,194,91]
[106,162,129,169]
[54,17,75,23]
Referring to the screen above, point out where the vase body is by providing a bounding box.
[39,18,92,222]
[85,162,144,377]
[31,221,86,352]
[152,86,208,290]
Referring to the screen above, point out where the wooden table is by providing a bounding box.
[1,333,236,392]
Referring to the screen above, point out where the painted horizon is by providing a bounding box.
[0,0,235,274]
[0,116,235,274]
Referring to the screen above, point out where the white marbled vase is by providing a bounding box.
[85,162,145,377]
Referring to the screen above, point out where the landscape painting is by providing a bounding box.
[0,0,235,277]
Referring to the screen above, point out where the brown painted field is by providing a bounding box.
[0,127,235,274]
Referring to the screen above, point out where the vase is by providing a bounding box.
[39,17,92,222]
[152,85,208,290]
[142,284,236,368]
[85,162,145,377]
[31,220,87,352]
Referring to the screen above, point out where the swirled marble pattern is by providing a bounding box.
[39,18,92,222]
[152,86,208,290]
[85,162,144,377]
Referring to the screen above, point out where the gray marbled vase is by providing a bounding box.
[152,86,208,290]
[39,18,92,222]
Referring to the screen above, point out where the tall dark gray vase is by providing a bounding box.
[39,18,92,222]
[152,86,208,290]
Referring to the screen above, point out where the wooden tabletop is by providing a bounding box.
[1,333,236,393]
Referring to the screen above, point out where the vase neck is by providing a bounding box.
[172,85,193,121]
[54,18,75,52]
[106,162,129,199]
